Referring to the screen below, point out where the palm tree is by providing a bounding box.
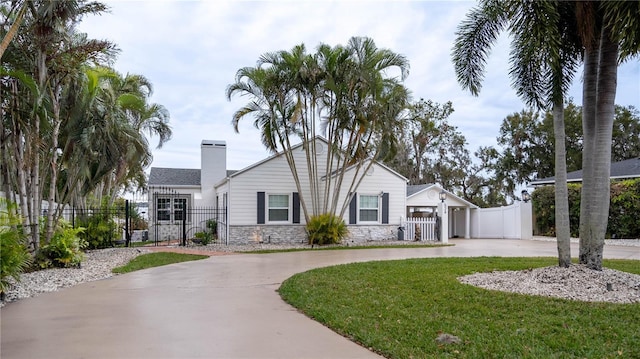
[453,0,580,267]
[227,37,410,231]
[2,0,113,247]
[58,67,170,208]
[576,1,640,269]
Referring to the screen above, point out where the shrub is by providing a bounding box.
[35,221,87,269]
[306,213,348,245]
[206,219,218,235]
[609,179,640,239]
[194,231,213,245]
[532,179,640,239]
[0,200,32,297]
[76,211,119,249]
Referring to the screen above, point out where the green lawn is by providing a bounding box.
[279,257,640,359]
[112,252,208,274]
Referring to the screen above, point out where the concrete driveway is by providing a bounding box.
[2,239,638,359]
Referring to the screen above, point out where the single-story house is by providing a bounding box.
[529,157,640,186]
[148,138,533,243]
[149,138,407,244]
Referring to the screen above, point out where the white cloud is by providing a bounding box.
[77,0,640,172]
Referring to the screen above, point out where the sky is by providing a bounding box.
[77,0,640,173]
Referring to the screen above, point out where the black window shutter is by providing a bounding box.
[382,192,389,224]
[257,192,265,224]
[292,192,300,224]
[349,192,357,224]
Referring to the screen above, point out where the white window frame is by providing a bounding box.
[155,196,190,223]
[267,193,290,223]
[358,194,380,223]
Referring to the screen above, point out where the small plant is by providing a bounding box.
[77,211,119,249]
[35,221,87,269]
[206,219,218,235]
[194,231,213,245]
[0,199,32,298]
[306,213,348,245]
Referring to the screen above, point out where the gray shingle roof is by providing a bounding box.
[407,184,435,197]
[530,157,640,185]
[149,167,201,186]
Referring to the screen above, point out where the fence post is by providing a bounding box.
[125,200,130,247]
[182,207,187,246]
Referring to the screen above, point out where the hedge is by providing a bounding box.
[532,178,640,239]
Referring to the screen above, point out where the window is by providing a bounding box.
[174,198,187,221]
[268,194,289,222]
[359,195,379,222]
[155,196,189,222]
[157,198,171,221]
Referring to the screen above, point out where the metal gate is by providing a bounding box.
[148,186,228,246]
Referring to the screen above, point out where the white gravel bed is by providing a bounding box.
[532,236,640,247]
[459,264,640,304]
[1,247,149,307]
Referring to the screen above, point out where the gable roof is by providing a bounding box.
[217,136,407,186]
[149,167,201,186]
[407,183,435,197]
[530,157,640,186]
[407,183,479,208]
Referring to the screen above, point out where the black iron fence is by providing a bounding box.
[59,201,227,248]
[149,206,227,246]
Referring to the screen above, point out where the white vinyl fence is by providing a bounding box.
[470,201,532,239]
[403,217,438,241]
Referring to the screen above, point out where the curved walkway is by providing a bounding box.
[2,239,639,359]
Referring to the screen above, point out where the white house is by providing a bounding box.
[148,138,533,244]
[149,138,407,244]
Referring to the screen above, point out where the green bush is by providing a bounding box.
[532,179,640,238]
[194,231,213,245]
[609,179,640,238]
[76,211,119,249]
[206,219,217,235]
[532,184,581,237]
[306,213,348,245]
[0,200,32,297]
[35,221,87,269]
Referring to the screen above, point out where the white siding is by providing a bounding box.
[330,162,406,225]
[228,143,320,225]
[227,140,406,226]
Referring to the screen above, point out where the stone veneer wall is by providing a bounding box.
[227,224,399,245]
[149,224,183,242]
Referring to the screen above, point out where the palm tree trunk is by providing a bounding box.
[578,30,599,263]
[580,27,618,270]
[0,2,27,60]
[553,99,571,267]
[45,88,62,244]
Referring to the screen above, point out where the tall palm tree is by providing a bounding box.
[227,37,410,230]
[576,1,640,269]
[453,0,579,267]
[2,0,113,247]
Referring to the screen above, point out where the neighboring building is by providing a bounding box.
[529,157,640,186]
